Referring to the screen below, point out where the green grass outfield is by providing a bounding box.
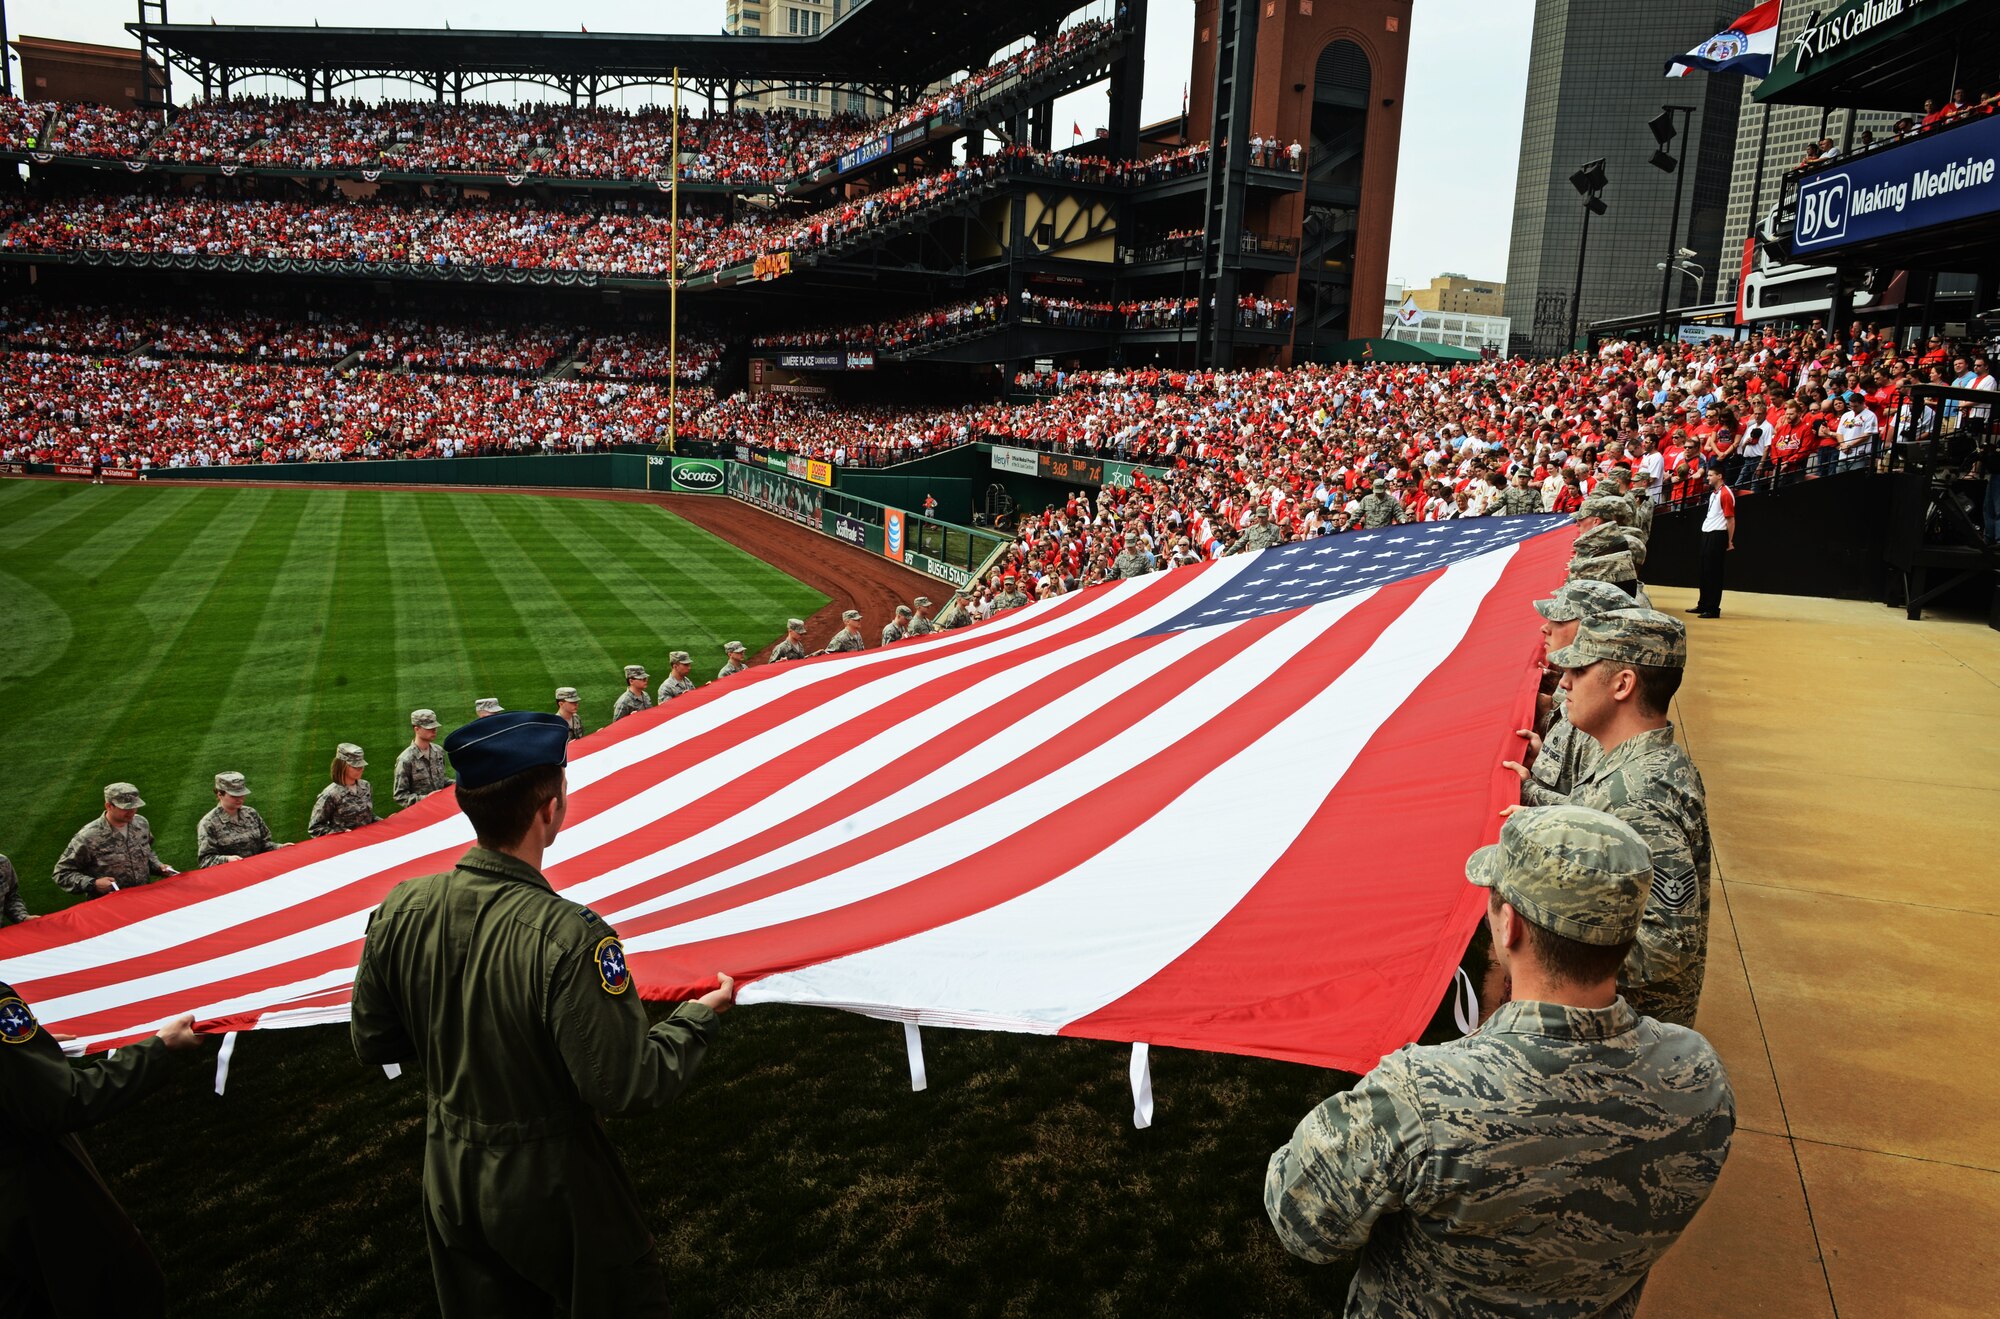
[0,479,826,909]
[0,478,1361,1316]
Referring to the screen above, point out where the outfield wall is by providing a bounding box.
[724,461,1007,589]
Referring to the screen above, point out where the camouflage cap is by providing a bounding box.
[411,708,440,729]
[896,604,913,617]
[1533,578,1636,624]
[335,743,367,768]
[214,771,251,797]
[1547,607,1687,671]
[1570,523,1633,560]
[474,698,504,716]
[1466,804,1652,945]
[1254,505,1272,519]
[104,781,145,809]
[914,596,933,608]
[624,664,649,681]
[669,650,692,666]
[1573,493,1637,527]
[1566,550,1639,586]
[786,618,807,633]
[553,686,581,703]
[723,641,746,654]
[842,609,863,622]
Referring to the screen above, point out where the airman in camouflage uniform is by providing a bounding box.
[474,698,505,718]
[991,576,1032,611]
[1229,506,1288,554]
[1114,542,1153,576]
[1510,580,1632,805]
[1572,522,1647,572]
[769,620,810,663]
[53,783,178,897]
[934,595,974,630]
[394,709,454,807]
[612,665,652,721]
[0,853,28,924]
[906,597,936,637]
[1265,805,1735,1315]
[825,609,867,653]
[1493,471,1543,516]
[555,687,584,741]
[1542,610,1714,1027]
[197,771,283,867]
[1566,550,1640,596]
[309,744,381,837]
[657,652,696,701]
[1357,486,1406,529]
[1573,492,1637,530]
[882,606,912,646]
[717,643,748,680]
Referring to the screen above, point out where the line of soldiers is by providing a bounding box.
[1263,481,1735,1312]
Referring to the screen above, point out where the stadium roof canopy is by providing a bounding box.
[1753,0,2000,110]
[129,0,1088,93]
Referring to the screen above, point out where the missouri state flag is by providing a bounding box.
[1667,0,1780,78]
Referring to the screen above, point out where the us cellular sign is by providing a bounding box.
[1793,115,2000,257]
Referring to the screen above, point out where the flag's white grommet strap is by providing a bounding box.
[214,1031,239,1096]
[382,1063,403,1080]
[1130,1041,1154,1129]
[1453,966,1480,1035]
[902,1021,927,1092]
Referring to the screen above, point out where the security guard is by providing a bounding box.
[768,620,810,663]
[0,983,203,1317]
[824,609,866,654]
[612,665,652,722]
[1265,805,1735,1313]
[657,652,696,701]
[393,709,454,807]
[351,712,735,1319]
[554,688,584,741]
[717,642,748,680]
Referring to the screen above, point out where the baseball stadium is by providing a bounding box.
[1,0,1998,1315]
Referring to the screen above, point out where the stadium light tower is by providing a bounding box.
[1650,105,1697,343]
[1565,158,1608,356]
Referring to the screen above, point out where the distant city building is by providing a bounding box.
[1383,280,1510,351]
[1502,2,1744,353]
[10,36,160,111]
[1407,273,1505,318]
[1716,3,1903,296]
[723,0,886,118]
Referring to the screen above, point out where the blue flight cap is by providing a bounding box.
[443,711,572,790]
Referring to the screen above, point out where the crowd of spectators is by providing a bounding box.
[574,329,724,383]
[358,317,573,374]
[1,303,156,353]
[154,311,368,365]
[0,98,52,152]
[43,104,159,160]
[0,351,715,467]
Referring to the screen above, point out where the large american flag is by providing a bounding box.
[0,516,1574,1073]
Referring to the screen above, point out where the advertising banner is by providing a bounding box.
[905,551,973,589]
[883,507,906,562]
[804,459,834,487]
[828,511,875,550]
[837,134,891,174]
[1101,459,1172,489]
[1793,114,2000,257]
[990,445,1041,476]
[753,252,793,282]
[892,125,928,151]
[728,461,822,528]
[776,350,847,371]
[55,464,137,480]
[665,456,726,494]
[0,461,26,475]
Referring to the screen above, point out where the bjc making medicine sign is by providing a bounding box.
[1793,114,2000,257]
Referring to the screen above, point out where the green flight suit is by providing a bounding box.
[0,982,190,1318]
[350,847,722,1319]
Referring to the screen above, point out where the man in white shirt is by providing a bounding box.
[1734,419,1771,488]
[1835,394,1880,468]
[1637,436,1668,502]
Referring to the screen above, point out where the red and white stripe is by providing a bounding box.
[0,526,1571,1073]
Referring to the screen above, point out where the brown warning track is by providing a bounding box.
[13,475,941,660]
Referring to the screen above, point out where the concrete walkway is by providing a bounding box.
[1635,586,2000,1319]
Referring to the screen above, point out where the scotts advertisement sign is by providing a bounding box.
[1794,114,2000,257]
[666,457,725,493]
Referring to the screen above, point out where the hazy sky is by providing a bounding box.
[12,0,1532,284]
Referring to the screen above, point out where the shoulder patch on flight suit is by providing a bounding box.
[0,996,40,1044]
[593,937,631,995]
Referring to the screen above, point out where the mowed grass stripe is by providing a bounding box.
[380,492,479,720]
[0,476,44,512]
[4,487,280,890]
[451,495,613,703]
[619,503,821,623]
[475,499,620,697]
[303,492,408,818]
[162,491,354,844]
[57,486,201,576]
[521,498,718,653]
[512,497,696,674]
[562,501,766,649]
[0,481,111,549]
[424,496,583,711]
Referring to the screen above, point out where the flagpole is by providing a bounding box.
[1744,0,1780,266]
[668,66,680,457]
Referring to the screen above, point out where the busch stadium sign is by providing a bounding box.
[1794,114,2000,256]
[904,551,973,588]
